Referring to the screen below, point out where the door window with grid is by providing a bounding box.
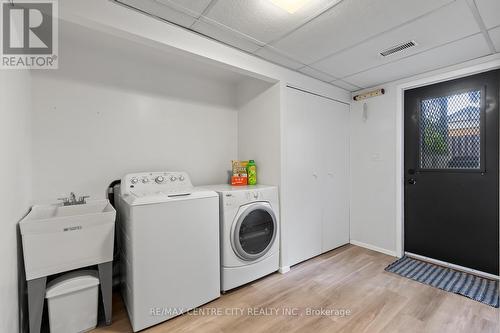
[419,90,483,170]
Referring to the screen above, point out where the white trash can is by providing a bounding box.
[45,270,100,333]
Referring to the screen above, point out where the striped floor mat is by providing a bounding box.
[385,256,499,308]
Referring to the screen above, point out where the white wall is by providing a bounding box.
[350,54,500,256]
[350,88,397,255]
[31,24,242,203]
[0,70,32,332]
[237,81,281,186]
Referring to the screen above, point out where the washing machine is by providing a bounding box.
[204,185,280,292]
[115,172,220,332]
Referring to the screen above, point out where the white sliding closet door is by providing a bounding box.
[284,87,349,267]
[284,88,323,266]
[318,99,350,252]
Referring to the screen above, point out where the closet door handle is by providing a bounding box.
[312,173,318,179]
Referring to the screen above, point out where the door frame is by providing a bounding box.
[395,57,500,278]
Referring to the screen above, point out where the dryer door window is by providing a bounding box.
[233,204,277,261]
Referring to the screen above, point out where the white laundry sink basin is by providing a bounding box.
[20,200,116,280]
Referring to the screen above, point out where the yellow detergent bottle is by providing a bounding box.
[247,160,257,185]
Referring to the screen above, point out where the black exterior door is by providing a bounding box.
[404,70,499,275]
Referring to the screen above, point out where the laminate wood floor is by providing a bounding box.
[91,245,499,333]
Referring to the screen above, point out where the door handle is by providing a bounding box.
[408,178,417,185]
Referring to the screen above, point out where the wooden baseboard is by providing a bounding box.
[350,240,398,257]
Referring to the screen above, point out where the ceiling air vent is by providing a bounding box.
[380,40,417,57]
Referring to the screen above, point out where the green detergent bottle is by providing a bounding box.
[247,160,257,185]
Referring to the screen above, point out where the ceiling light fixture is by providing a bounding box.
[268,0,311,13]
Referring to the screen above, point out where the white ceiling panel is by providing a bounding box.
[116,0,196,27]
[489,26,500,52]
[192,18,263,53]
[345,33,490,88]
[156,0,213,16]
[272,0,454,64]
[115,0,499,90]
[312,0,479,78]
[203,0,341,44]
[254,46,305,69]
[299,66,337,82]
[474,0,500,29]
[331,80,363,91]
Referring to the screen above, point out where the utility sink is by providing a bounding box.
[20,200,116,281]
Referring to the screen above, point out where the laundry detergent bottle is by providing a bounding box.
[247,160,257,185]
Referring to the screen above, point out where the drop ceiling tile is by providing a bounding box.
[116,0,196,27]
[489,26,500,52]
[156,0,213,16]
[299,66,337,82]
[203,0,341,44]
[344,34,490,88]
[272,0,454,64]
[313,0,479,78]
[254,46,305,70]
[331,80,363,91]
[475,0,500,29]
[192,18,263,53]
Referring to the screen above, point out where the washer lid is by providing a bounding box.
[122,189,218,206]
[119,171,218,205]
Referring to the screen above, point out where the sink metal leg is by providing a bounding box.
[98,261,113,325]
[27,277,46,333]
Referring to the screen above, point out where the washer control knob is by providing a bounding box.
[155,176,165,184]
[142,177,149,184]
[130,177,138,184]
[179,175,185,181]
[170,175,177,182]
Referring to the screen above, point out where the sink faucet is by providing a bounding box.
[69,192,76,204]
[57,192,90,206]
